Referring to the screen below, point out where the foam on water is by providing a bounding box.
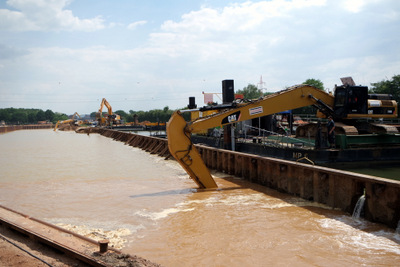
[49,218,145,235]
[134,207,195,221]
[56,223,135,249]
[131,192,330,223]
[318,216,400,255]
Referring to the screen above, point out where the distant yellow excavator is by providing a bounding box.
[96,98,121,127]
[167,84,398,189]
[54,112,81,131]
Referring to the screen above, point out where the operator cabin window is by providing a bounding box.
[335,90,346,107]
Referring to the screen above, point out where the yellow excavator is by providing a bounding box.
[54,112,81,131]
[166,84,398,189]
[96,98,121,127]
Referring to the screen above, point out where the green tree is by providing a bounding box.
[236,84,263,99]
[0,108,68,124]
[126,108,174,123]
[369,74,400,102]
[0,109,11,122]
[11,110,28,124]
[44,109,55,122]
[53,112,69,123]
[293,78,325,115]
[36,110,46,121]
[303,78,324,90]
[28,112,36,123]
[369,74,400,118]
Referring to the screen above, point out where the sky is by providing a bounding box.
[0,0,399,115]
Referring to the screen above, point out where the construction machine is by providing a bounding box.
[54,119,79,131]
[54,112,81,131]
[166,84,398,189]
[96,98,121,127]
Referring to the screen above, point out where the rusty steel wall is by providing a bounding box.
[96,128,171,158]
[92,128,400,229]
[0,124,53,133]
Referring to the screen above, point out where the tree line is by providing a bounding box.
[0,108,69,125]
[0,106,186,125]
[90,106,174,124]
[91,106,190,124]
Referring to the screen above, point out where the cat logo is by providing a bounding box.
[221,111,241,125]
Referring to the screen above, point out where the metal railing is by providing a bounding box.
[240,125,315,148]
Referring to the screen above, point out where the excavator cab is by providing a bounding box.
[333,85,368,119]
[333,85,397,119]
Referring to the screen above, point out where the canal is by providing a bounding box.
[1,129,399,266]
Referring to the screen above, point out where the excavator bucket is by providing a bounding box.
[167,111,218,189]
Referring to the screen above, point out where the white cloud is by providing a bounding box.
[0,0,399,114]
[127,20,147,30]
[341,0,374,13]
[162,0,327,33]
[0,0,105,31]
[146,0,399,88]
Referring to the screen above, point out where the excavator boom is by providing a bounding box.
[187,85,334,133]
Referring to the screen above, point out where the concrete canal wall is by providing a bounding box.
[89,128,400,229]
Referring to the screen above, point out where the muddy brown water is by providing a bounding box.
[1,130,400,266]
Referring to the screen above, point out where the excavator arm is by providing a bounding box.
[54,112,81,131]
[167,111,218,188]
[54,121,60,131]
[72,112,81,120]
[104,100,113,115]
[97,98,119,126]
[98,98,113,116]
[53,119,75,131]
[167,85,335,189]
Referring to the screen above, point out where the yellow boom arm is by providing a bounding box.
[99,98,113,115]
[53,119,75,131]
[167,85,334,189]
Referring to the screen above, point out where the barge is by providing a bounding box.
[191,132,400,167]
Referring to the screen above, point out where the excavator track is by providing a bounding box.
[295,122,359,138]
